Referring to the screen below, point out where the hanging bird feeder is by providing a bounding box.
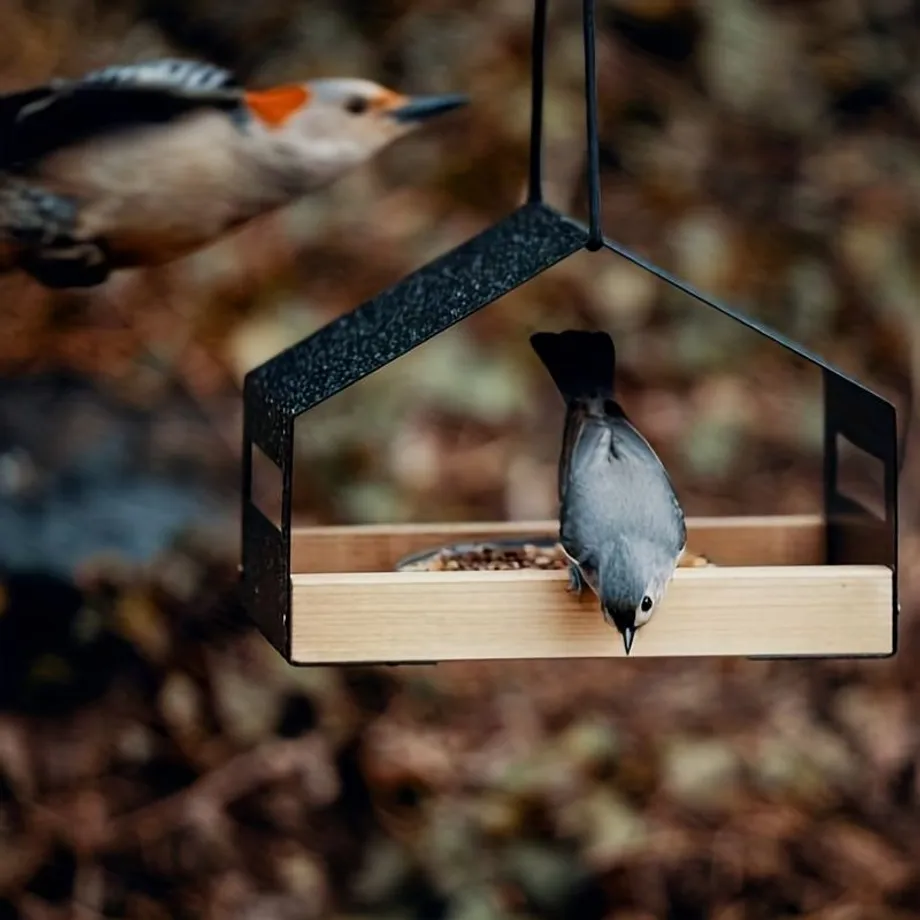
[240,0,899,665]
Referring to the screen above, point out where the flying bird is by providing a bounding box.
[531,329,686,654]
[0,59,467,288]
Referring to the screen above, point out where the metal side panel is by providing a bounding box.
[822,369,899,657]
[241,410,293,657]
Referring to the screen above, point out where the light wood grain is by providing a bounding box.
[290,514,826,574]
[289,564,893,663]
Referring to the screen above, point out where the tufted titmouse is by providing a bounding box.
[530,330,686,654]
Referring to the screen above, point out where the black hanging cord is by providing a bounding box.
[583,0,603,250]
[528,0,549,203]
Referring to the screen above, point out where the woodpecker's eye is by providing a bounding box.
[344,95,369,114]
[640,596,653,613]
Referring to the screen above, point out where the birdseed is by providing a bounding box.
[400,543,713,571]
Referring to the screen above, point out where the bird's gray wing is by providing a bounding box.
[558,399,588,504]
[611,412,687,553]
[0,59,245,169]
[557,402,603,588]
[558,403,603,573]
[561,405,686,568]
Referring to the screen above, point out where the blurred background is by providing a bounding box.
[1,0,920,916]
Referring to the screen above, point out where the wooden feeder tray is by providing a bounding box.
[280,516,895,664]
[240,0,900,665]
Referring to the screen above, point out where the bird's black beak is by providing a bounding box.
[388,94,469,123]
[621,627,635,656]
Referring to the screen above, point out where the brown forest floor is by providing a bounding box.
[2,1,920,917]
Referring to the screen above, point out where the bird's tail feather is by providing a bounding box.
[530,330,615,401]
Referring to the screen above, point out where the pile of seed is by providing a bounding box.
[400,543,713,571]
[400,542,565,572]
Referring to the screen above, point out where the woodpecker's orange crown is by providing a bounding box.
[244,78,467,130]
[244,85,312,127]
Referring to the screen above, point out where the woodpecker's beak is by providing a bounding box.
[621,628,635,656]
[387,94,468,124]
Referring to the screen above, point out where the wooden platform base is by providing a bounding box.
[287,515,894,664]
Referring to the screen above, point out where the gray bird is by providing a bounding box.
[530,330,686,654]
[0,59,467,288]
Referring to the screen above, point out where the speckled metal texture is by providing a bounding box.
[244,202,587,467]
[241,409,293,657]
[241,498,290,655]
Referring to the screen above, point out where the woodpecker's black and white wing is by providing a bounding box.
[79,59,238,91]
[0,59,246,168]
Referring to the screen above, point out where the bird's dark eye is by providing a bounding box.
[344,96,369,114]
[640,596,653,613]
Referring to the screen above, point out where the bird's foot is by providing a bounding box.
[1,182,80,246]
[566,563,585,595]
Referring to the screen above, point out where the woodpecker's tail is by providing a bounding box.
[530,330,615,401]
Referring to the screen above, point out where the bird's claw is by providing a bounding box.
[566,563,584,595]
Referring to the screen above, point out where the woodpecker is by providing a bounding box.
[0,59,468,288]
